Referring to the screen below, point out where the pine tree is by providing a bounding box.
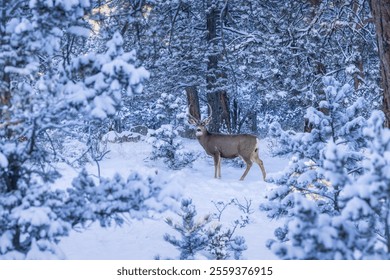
[340,111,390,258]
[0,1,164,259]
[148,125,197,170]
[262,77,370,259]
[0,0,91,259]
[163,198,248,260]
[164,199,211,260]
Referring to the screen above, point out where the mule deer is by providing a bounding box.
[188,105,266,181]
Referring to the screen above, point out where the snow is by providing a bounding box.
[0,152,8,168]
[29,0,90,11]
[68,26,90,37]
[0,231,13,254]
[58,136,286,259]
[14,18,33,34]
[15,207,52,228]
[91,94,116,119]
[341,197,371,220]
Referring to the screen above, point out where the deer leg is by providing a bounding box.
[253,151,266,180]
[213,153,221,179]
[217,156,221,178]
[256,158,266,180]
[239,159,253,181]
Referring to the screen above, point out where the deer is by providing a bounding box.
[188,105,266,181]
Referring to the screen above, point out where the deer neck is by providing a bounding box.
[196,130,212,150]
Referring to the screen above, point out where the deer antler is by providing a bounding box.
[201,103,212,126]
[187,105,200,125]
[188,103,213,126]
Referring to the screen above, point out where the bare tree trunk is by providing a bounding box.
[0,1,11,121]
[0,72,11,118]
[351,2,368,91]
[186,86,200,120]
[370,0,390,127]
[248,111,258,133]
[231,98,239,132]
[206,0,231,133]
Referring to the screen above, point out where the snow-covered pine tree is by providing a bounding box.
[164,199,210,260]
[0,0,91,259]
[62,30,150,171]
[154,93,184,128]
[0,181,70,259]
[262,77,369,259]
[0,1,168,259]
[64,31,149,120]
[282,110,390,260]
[63,169,172,227]
[148,124,197,170]
[340,111,390,258]
[204,223,248,260]
[163,198,248,260]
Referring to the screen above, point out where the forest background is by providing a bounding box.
[1,0,390,260]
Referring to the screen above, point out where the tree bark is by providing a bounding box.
[206,1,231,133]
[185,86,201,120]
[0,1,11,120]
[370,0,390,127]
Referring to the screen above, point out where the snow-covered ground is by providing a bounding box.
[58,135,288,260]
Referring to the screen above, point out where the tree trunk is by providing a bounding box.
[0,72,11,119]
[206,1,231,133]
[0,2,11,121]
[370,0,390,127]
[185,86,201,120]
[248,110,258,133]
[231,98,239,132]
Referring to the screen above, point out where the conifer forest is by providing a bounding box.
[1,0,390,260]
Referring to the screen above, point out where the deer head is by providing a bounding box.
[187,104,212,137]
